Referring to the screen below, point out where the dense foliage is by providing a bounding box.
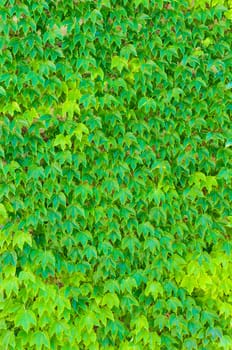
[191,0,232,18]
[0,0,232,349]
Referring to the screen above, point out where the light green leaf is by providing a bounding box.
[145,281,163,300]
[15,310,37,332]
[13,231,32,250]
[0,203,8,224]
[101,293,120,309]
[2,330,15,349]
[0,86,6,96]
[111,56,128,73]
[30,331,50,350]
[54,134,72,150]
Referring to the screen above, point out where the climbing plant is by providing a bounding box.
[0,0,231,349]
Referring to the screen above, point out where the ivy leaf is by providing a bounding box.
[79,94,96,108]
[183,338,197,349]
[72,123,89,141]
[180,276,196,294]
[0,86,6,96]
[101,293,120,309]
[2,277,19,297]
[205,176,218,192]
[145,281,163,300]
[120,277,137,294]
[138,97,156,112]
[13,231,32,250]
[2,330,15,349]
[28,166,45,180]
[138,222,154,237]
[30,331,50,349]
[15,310,37,332]
[167,297,182,313]
[54,134,72,150]
[219,335,232,349]
[91,67,104,80]
[0,203,8,224]
[138,97,148,109]
[111,56,128,73]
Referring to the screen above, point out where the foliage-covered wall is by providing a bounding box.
[0,0,232,349]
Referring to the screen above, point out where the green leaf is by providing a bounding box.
[180,276,196,294]
[13,231,32,250]
[30,331,50,349]
[54,134,72,150]
[111,56,128,73]
[225,138,232,148]
[138,97,156,112]
[2,277,19,297]
[138,97,148,109]
[2,330,15,349]
[145,281,163,300]
[72,123,89,141]
[101,293,120,309]
[138,222,154,237]
[0,86,6,96]
[219,335,232,349]
[15,310,37,332]
[0,203,8,224]
[183,338,197,349]
[135,315,149,331]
